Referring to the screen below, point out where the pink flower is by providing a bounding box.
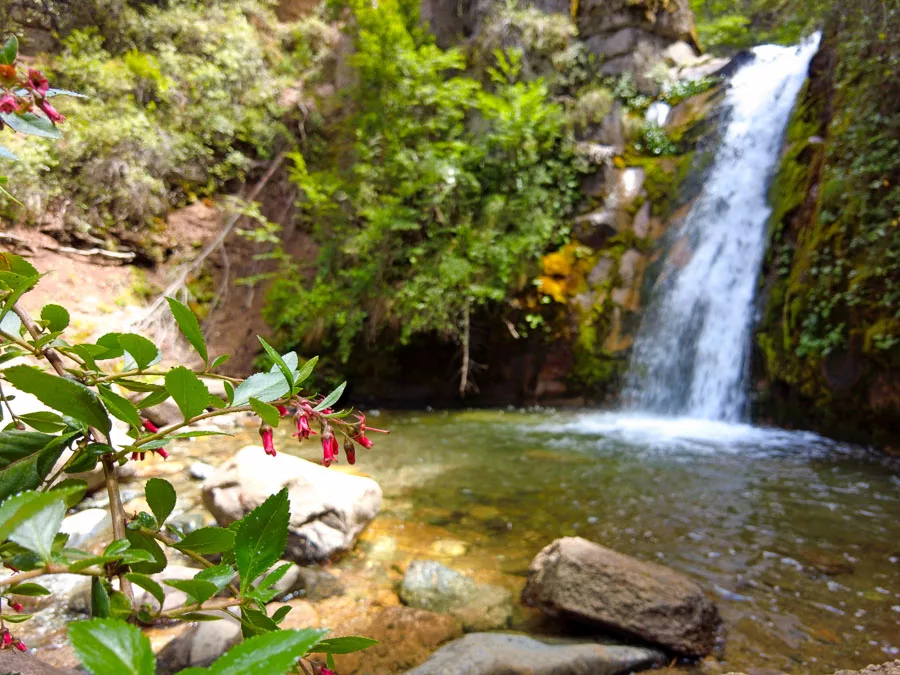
[260,424,276,457]
[344,439,356,465]
[38,100,64,123]
[352,433,374,449]
[9,601,22,612]
[156,448,169,460]
[26,69,48,96]
[0,93,20,114]
[276,405,289,417]
[1,629,10,646]
[294,413,315,440]
[142,419,160,433]
[130,452,146,461]
[13,640,25,652]
[321,427,338,467]
[321,668,335,675]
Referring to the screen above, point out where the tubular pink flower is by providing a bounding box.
[294,413,315,440]
[276,405,289,417]
[353,433,374,450]
[156,448,168,460]
[344,439,356,465]
[0,93,20,114]
[259,424,276,457]
[142,419,160,433]
[321,427,338,467]
[13,641,25,652]
[38,100,64,123]
[9,601,22,612]
[27,69,49,96]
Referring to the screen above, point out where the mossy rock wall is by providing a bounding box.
[753,20,900,449]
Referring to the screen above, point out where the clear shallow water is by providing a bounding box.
[273,409,900,673]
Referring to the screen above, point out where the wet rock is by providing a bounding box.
[0,650,78,675]
[59,508,112,550]
[272,564,345,602]
[407,633,666,675]
[664,40,699,66]
[400,560,512,631]
[133,565,202,612]
[155,615,241,674]
[202,446,382,563]
[323,606,463,674]
[521,537,721,656]
[189,461,216,481]
[430,539,469,557]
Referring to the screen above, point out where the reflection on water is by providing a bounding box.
[279,410,899,673]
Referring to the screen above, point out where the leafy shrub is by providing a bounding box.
[265,0,581,363]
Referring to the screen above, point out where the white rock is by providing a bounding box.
[60,508,112,549]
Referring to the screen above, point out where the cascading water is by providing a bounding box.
[624,36,820,422]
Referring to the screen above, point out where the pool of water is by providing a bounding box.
[270,409,900,673]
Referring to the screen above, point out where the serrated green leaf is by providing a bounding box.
[209,354,230,370]
[238,606,278,638]
[256,562,292,591]
[0,112,62,139]
[98,385,142,429]
[64,443,109,475]
[249,397,281,427]
[116,333,160,371]
[134,387,170,408]
[3,365,110,433]
[166,297,207,363]
[125,573,165,611]
[235,488,289,592]
[0,36,18,65]
[294,356,318,387]
[174,526,235,555]
[40,304,69,332]
[208,628,328,675]
[8,582,50,596]
[271,605,292,624]
[195,563,234,592]
[145,478,175,528]
[232,372,289,407]
[124,530,166,574]
[9,499,65,561]
[91,577,110,618]
[314,636,379,654]
[69,618,155,675]
[0,484,80,540]
[165,366,209,421]
[54,478,88,507]
[164,578,218,605]
[313,381,346,412]
[16,411,66,433]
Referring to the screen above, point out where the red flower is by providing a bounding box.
[0,93,20,114]
[156,448,169,460]
[321,669,335,675]
[259,424,276,457]
[142,419,160,433]
[276,405,289,417]
[352,433,374,449]
[13,641,25,652]
[343,439,356,465]
[321,427,338,467]
[26,69,49,97]
[38,100,64,123]
[1,629,10,646]
[8,601,22,612]
[130,452,146,461]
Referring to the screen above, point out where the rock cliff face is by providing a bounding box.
[753,15,900,450]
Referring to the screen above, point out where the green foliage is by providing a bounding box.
[1,0,299,255]
[689,0,827,52]
[635,123,678,156]
[266,0,580,361]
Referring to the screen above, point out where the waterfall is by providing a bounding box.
[624,37,820,421]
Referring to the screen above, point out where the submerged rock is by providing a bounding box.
[155,617,242,674]
[400,560,512,631]
[834,661,900,675]
[521,537,721,656]
[201,446,382,563]
[0,650,77,675]
[407,633,666,675]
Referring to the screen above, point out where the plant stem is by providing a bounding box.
[0,380,22,429]
[0,564,104,588]
[0,329,41,356]
[142,529,241,597]
[129,405,252,449]
[157,597,242,619]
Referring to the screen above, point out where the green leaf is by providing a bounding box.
[249,398,281,427]
[232,372,289,407]
[69,618,155,675]
[16,411,66,433]
[235,488,289,592]
[91,577,110,619]
[54,478,88,507]
[195,563,234,592]
[8,582,50,596]
[0,145,17,161]
[0,486,79,541]
[210,354,230,370]
[164,366,210,421]
[3,365,111,433]
[208,628,328,675]
[223,381,234,405]
[238,606,278,637]
[178,613,223,622]
[294,356,318,387]
[313,381,346,412]
[40,304,69,332]
[2,613,32,623]
[166,297,208,363]
[98,386,142,429]
[9,499,65,561]
[145,478,176,528]
[117,380,164,394]
[255,562,292,591]
[0,430,71,500]
[171,430,230,439]
[271,605,292,624]
[0,112,62,139]
[134,388,170,408]
[64,443,109,475]
[125,573,165,611]
[116,333,160,371]
[46,87,88,99]
[0,36,18,65]
[124,530,166,574]
[314,636,379,654]
[164,578,218,605]
[174,526,235,555]
[259,336,293,393]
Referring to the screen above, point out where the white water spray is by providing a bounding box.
[625,37,820,421]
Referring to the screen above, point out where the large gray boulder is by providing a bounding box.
[521,537,721,656]
[201,446,382,563]
[155,616,242,674]
[400,560,512,632]
[407,633,666,675]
